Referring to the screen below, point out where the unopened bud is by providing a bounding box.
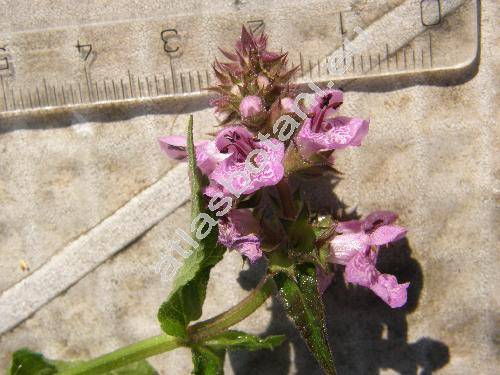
[257,74,270,89]
[239,95,263,118]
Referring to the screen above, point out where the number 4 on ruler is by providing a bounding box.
[76,40,93,61]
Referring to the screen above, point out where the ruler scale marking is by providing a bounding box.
[0,0,478,117]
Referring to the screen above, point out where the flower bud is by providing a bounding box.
[257,74,270,89]
[239,95,263,118]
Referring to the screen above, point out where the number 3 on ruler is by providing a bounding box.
[161,29,180,54]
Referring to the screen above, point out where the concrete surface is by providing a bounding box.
[0,0,498,374]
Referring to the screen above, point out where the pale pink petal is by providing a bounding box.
[196,141,229,175]
[370,274,409,308]
[211,132,284,196]
[323,116,369,149]
[330,232,370,265]
[158,136,228,176]
[296,115,369,156]
[218,209,262,263]
[202,180,226,198]
[233,235,262,263]
[369,225,407,246]
[348,118,370,146]
[344,250,379,287]
[158,135,188,160]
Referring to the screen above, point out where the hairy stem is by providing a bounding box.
[60,335,183,375]
[188,276,275,342]
[59,277,274,374]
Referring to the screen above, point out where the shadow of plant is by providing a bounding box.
[228,176,449,375]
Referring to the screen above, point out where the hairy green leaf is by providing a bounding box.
[273,263,336,375]
[157,115,226,338]
[8,349,157,375]
[9,349,59,375]
[191,346,225,375]
[204,330,285,351]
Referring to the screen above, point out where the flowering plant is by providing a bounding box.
[9,27,409,375]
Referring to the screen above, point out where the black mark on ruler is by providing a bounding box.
[10,88,16,109]
[146,76,151,97]
[154,75,159,95]
[299,53,304,76]
[95,81,100,101]
[163,74,169,95]
[137,77,142,97]
[180,73,186,93]
[339,11,345,35]
[247,20,264,34]
[19,88,25,109]
[0,46,9,71]
[0,76,8,111]
[85,67,92,101]
[170,59,177,93]
[197,70,202,91]
[128,70,134,97]
[104,80,109,100]
[420,0,441,26]
[161,29,180,54]
[428,33,433,67]
[120,78,126,99]
[386,44,390,70]
[205,70,210,87]
[76,41,93,61]
[43,78,49,106]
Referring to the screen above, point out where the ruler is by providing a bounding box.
[0,0,478,118]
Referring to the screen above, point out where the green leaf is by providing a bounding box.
[8,349,157,375]
[157,115,226,339]
[204,330,285,351]
[9,349,58,375]
[191,346,225,375]
[273,263,336,375]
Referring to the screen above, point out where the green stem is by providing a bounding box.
[60,334,182,375]
[60,277,274,374]
[188,276,275,342]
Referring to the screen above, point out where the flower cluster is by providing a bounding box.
[159,27,408,309]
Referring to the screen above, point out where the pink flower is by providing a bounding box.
[218,209,262,263]
[329,211,409,308]
[209,126,284,196]
[158,135,228,176]
[239,95,263,118]
[159,126,284,198]
[296,89,369,156]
